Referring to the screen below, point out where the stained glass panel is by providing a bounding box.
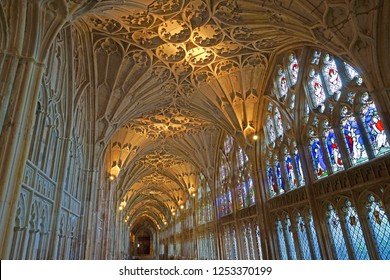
[247,177,255,205]
[277,71,288,100]
[255,224,263,259]
[308,211,321,259]
[274,108,284,138]
[276,219,288,260]
[323,128,344,172]
[310,137,328,179]
[285,215,297,260]
[297,213,312,260]
[232,226,238,260]
[247,224,255,259]
[322,54,342,98]
[344,62,359,81]
[308,69,326,110]
[242,225,249,259]
[266,114,276,144]
[360,93,390,156]
[267,166,278,197]
[285,154,297,190]
[343,200,369,259]
[237,181,244,209]
[367,195,390,260]
[327,204,349,260]
[341,107,368,165]
[275,162,285,193]
[288,53,299,85]
[294,148,305,186]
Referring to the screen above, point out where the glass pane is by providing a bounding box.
[322,54,342,97]
[285,216,297,260]
[275,162,285,193]
[367,195,390,260]
[294,148,305,186]
[340,108,368,165]
[323,128,344,172]
[310,137,328,179]
[297,213,312,260]
[343,201,370,260]
[267,166,278,197]
[285,154,297,190]
[288,53,299,86]
[360,93,390,156]
[308,69,326,110]
[255,223,263,259]
[276,219,288,260]
[308,211,322,259]
[327,205,349,260]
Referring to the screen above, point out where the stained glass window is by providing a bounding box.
[340,106,368,165]
[266,114,276,144]
[342,200,369,259]
[344,62,360,81]
[309,135,328,178]
[323,126,344,172]
[296,212,311,260]
[307,211,321,259]
[255,223,263,259]
[247,177,255,205]
[276,219,288,260]
[288,53,299,86]
[285,215,297,260]
[327,204,349,260]
[275,161,285,194]
[231,226,238,260]
[267,165,278,197]
[285,154,297,190]
[366,195,390,259]
[242,225,249,259]
[294,147,305,186]
[360,93,390,156]
[308,68,326,112]
[237,181,244,209]
[274,107,284,138]
[247,224,255,259]
[277,68,288,100]
[322,54,342,99]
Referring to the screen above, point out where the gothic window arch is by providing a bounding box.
[362,193,390,259]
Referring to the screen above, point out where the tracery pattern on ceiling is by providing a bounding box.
[125,104,211,141]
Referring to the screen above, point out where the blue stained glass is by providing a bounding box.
[285,216,297,260]
[367,195,390,260]
[327,205,349,260]
[294,148,305,186]
[275,162,285,193]
[227,190,233,213]
[324,128,344,172]
[297,213,312,260]
[360,94,390,156]
[285,155,297,190]
[267,166,278,197]
[343,201,370,259]
[341,112,368,165]
[242,181,248,207]
[310,138,328,178]
[276,219,288,260]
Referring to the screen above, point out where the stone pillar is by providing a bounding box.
[0,0,69,259]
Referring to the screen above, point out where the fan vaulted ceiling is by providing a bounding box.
[72,0,372,230]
